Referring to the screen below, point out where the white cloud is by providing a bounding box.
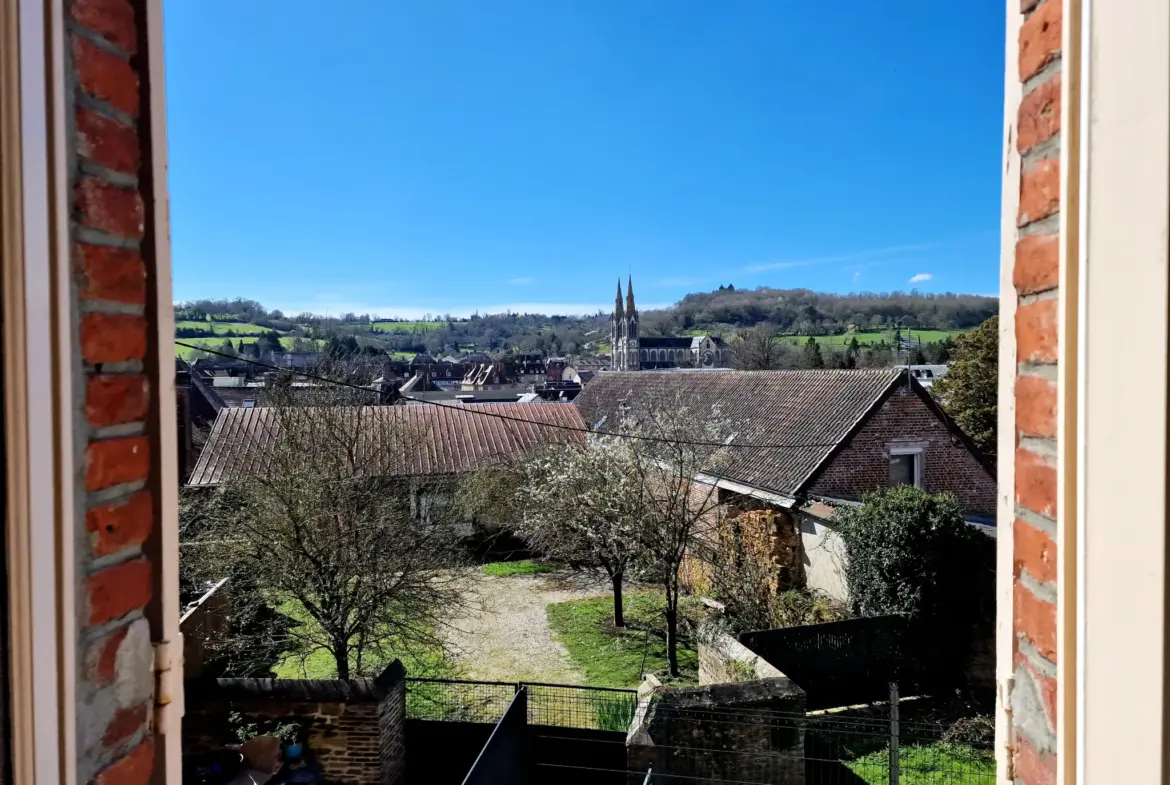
[744,241,941,273]
[852,271,862,282]
[908,273,934,283]
[507,277,535,286]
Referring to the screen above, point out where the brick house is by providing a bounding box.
[575,369,996,601]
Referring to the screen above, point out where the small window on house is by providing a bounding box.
[889,453,917,487]
[888,445,925,488]
[242,399,256,408]
[925,370,934,378]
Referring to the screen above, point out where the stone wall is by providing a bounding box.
[698,632,785,685]
[183,661,407,785]
[806,382,996,516]
[627,675,806,784]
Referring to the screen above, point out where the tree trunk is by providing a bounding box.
[664,586,680,677]
[334,638,350,680]
[612,572,625,628]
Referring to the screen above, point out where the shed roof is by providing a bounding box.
[187,402,585,488]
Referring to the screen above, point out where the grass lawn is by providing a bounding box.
[845,743,995,784]
[481,559,556,577]
[546,591,700,688]
[273,598,457,680]
[371,320,449,333]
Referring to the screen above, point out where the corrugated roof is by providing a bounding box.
[187,402,585,488]
[574,369,905,497]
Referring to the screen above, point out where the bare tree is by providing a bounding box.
[610,394,731,677]
[183,367,473,679]
[731,323,783,370]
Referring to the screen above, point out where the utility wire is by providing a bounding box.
[175,341,846,450]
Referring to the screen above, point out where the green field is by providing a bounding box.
[174,336,326,359]
[845,743,994,784]
[175,320,273,335]
[273,599,455,680]
[780,328,965,347]
[371,321,449,334]
[481,560,556,577]
[546,591,700,687]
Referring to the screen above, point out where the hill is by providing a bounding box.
[173,288,996,360]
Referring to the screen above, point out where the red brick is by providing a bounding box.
[1016,447,1057,519]
[102,702,149,746]
[1014,580,1057,661]
[71,0,137,54]
[86,558,152,626]
[1018,159,1060,226]
[80,313,147,364]
[75,243,146,304]
[86,374,148,427]
[1018,74,1061,154]
[1016,374,1056,439]
[72,36,139,117]
[1015,736,1056,785]
[1016,298,1057,364]
[1014,518,1057,584]
[75,177,143,238]
[1015,652,1058,731]
[85,436,149,491]
[1014,234,1059,295]
[1019,0,1061,82]
[94,739,154,785]
[76,108,139,173]
[86,491,152,557]
[86,625,130,684]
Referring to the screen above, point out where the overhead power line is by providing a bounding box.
[175,341,845,450]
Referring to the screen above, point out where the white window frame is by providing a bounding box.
[887,443,926,489]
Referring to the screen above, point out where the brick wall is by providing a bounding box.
[1009,0,1062,783]
[806,382,997,515]
[183,663,407,785]
[66,0,160,782]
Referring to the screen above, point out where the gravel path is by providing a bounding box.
[444,570,610,683]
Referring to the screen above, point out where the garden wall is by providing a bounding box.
[183,661,406,784]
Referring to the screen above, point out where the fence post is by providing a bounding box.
[888,681,900,785]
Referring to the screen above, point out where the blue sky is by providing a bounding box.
[166,1,1004,318]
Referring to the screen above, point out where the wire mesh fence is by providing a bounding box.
[407,678,995,784]
[405,677,639,730]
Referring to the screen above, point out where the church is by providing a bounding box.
[609,277,727,371]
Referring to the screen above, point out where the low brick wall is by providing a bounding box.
[699,631,786,685]
[183,661,406,785]
[628,675,806,784]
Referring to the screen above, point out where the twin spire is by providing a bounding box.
[615,276,636,317]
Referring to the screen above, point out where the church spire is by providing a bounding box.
[614,278,624,318]
[626,275,637,315]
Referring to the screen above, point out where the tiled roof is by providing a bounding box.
[187,402,585,488]
[574,369,906,497]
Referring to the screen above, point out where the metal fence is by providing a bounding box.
[406,677,638,731]
[406,678,995,784]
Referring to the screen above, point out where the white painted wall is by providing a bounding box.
[797,516,849,604]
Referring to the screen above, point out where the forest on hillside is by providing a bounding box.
[175,286,996,359]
